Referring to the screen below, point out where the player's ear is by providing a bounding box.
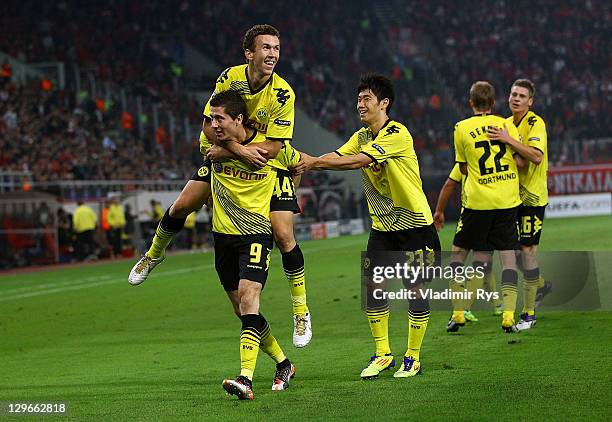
[244,49,253,63]
[236,113,244,125]
[528,96,534,107]
[380,98,389,111]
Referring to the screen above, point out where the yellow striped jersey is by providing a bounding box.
[211,131,300,235]
[506,111,548,206]
[454,114,521,210]
[200,64,295,158]
[336,120,433,232]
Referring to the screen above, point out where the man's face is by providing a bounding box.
[210,105,242,141]
[357,89,385,124]
[508,86,533,114]
[245,34,280,76]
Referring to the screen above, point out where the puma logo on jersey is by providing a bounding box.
[273,88,290,106]
[527,116,537,127]
[217,68,230,84]
[385,125,400,135]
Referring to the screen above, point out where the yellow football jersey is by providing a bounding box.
[211,131,298,236]
[506,111,548,206]
[454,114,521,210]
[336,120,433,232]
[200,64,295,154]
[448,163,466,207]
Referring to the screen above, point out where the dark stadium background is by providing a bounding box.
[0,0,610,268]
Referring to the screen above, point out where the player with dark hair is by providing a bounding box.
[450,81,521,333]
[129,25,312,348]
[488,78,551,330]
[206,90,298,400]
[296,73,440,379]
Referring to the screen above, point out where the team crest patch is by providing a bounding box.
[363,257,371,270]
[197,166,209,177]
[257,108,268,120]
[213,162,223,173]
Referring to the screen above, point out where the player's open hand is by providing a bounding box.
[293,153,315,175]
[240,146,269,169]
[487,124,512,143]
[433,211,445,231]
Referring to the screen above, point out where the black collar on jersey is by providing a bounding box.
[370,118,392,140]
[241,126,258,145]
[245,67,274,94]
[474,112,489,117]
[514,110,530,127]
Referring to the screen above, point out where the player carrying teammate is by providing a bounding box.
[450,81,521,333]
[488,79,551,330]
[206,91,297,400]
[296,73,440,379]
[128,25,312,347]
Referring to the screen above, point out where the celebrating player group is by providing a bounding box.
[126,23,549,400]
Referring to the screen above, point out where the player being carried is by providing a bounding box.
[296,73,441,379]
[450,81,521,333]
[206,90,298,400]
[128,25,312,347]
[489,79,551,330]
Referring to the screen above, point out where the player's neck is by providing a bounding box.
[367,114,389,137]
[472,108,492,116]
[513,109,529,125]
[229,126,249,144]
[246,65,271,91]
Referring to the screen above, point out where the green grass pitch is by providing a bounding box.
[1,215,611,420]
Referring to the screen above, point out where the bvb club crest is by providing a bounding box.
[197,166,209,178]
[256,108,268,120]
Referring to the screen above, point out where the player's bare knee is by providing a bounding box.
[274,229,296,252]
[169,200,193,219]
[238,281,260,314]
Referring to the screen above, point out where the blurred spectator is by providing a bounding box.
[72,201,97,261]
[107,196,126,256]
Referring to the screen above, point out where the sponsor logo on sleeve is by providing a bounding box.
[371,143,385,154]
[274,118,291,126]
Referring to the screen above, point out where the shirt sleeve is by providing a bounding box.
[335,131,361,156]
[360,125,410,163]
[266,85,295,140]
[454,123,466,163]
[276,141,301,169]
[448,163,462,182]
[526,117,547,153]
[202,68,232,118]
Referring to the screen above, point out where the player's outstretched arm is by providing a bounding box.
[433,178,459,231]
[488,124,543,164]
[294,152,372,174]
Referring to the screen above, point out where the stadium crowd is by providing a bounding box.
[0,0,610,184]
